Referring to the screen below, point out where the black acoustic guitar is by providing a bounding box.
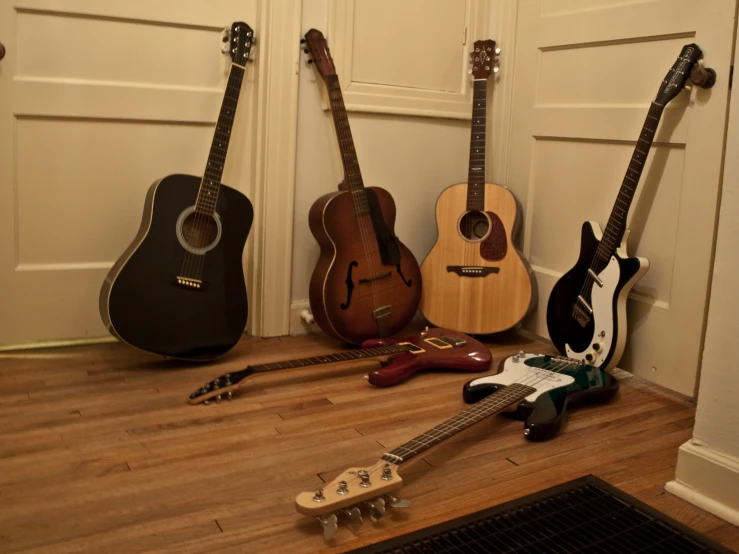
[99,22,255,361]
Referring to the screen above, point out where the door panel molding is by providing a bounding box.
[325,0,491,119]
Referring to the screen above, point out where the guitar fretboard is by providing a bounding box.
[325,74,369,216]
[250,343,416,373]
[467,79,488,211]
[382,383,536,464]
[594,101,665,265]
[195,63,246,215]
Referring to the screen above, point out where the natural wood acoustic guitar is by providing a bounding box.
[419,39,535,335]
[302,29,422,345]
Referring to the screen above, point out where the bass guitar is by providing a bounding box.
[546,44,704,370]
[302,29,422,345]
[100,23,255,361]
[419,39,535,335]
[294,352,618,540]
[188,326,491,405]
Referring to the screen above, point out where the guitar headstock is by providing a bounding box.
[295,460,408,540]
[188,368,252,405]
[301,28,336,80]
[222,21,255,67]
[655,43,703,105]
[469,39,500,79]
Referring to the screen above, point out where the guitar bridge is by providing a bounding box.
[446,266,500,277]
[176,276,202,290]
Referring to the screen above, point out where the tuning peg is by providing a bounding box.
[385,494,411,508]
[493,65,500,73]
[303,48,309,54]
[684,84,693,92]
[468,69,473,75]
[341,507,363,532]
[222,35,229,43]
[495,47,501,55]
[307,59,313,64]
[226,391,232,400]
[317,514,338,541]
[300,38,306,44]
[363,497,386,522]
[203,400,211,406]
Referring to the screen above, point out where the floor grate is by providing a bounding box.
[348,475,735,554]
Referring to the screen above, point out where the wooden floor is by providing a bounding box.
[1,329,738,554]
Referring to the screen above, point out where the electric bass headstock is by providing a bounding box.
[188,368,252,405]
[469,39,500,79]
[655,43,704,105]
[222,21,255,67]
[295,460,410,541]
[301,28,336,81]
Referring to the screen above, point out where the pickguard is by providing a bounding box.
[479,211,507,262]
[565,256,618,366]
[340,261,358,310]
[468,355,575,402]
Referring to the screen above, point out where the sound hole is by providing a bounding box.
[459,211,490,241]
[182,213,219,249]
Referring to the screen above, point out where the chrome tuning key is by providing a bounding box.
[341,506,363,532]
[385,494,411,508]
[363,497,386,522]
[317,513,338,541]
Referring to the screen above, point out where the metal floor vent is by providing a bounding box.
[348,475,735,554]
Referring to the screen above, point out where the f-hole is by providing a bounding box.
[396,264,412,287]
[340,261,358,310]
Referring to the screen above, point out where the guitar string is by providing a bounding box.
[468,80,487,265]
[390,357,576,460]
[183,42,243,281]
[181,60,240,281]
[190,61,246,281]
[389,356,577,460]
[571,102,662,323]
[326,76,383,315]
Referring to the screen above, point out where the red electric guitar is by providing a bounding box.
[187,327,492,405]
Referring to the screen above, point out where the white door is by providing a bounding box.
[0,0,258,345]
[504,0,736,395]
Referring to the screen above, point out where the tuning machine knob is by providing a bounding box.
[363,497,386,522]
[341,506,363,532]
[317,513,338,541]
[385,494,411,508]
[358,469,371,487]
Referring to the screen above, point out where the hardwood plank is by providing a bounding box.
[0,330,735,554]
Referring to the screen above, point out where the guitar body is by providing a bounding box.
[308,186,422,345]
[463,352,619,441]
[100,174,254,361]
[363,326,492,386]
[546,221,648,370]
[420,182,535,334]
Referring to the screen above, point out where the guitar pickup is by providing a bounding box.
[447,266,500,277]
[441,335,467,347]
[424,337,453,349]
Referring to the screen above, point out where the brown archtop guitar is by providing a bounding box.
[419,40,535,335]
[302,29,422,345]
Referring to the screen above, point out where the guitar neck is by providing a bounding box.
[467,79,488,211]
[195,63,246,215]
[225,343,417,384]
[381,382,535,464]
[324,75,367,200]
[596,101,665,262]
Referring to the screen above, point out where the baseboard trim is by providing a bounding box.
[665,440,739,526]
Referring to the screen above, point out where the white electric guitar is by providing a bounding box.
[545,43,706,370]
[294,352,619,540]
